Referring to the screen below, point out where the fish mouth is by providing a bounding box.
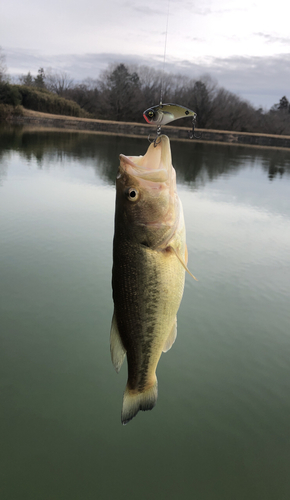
[119,135,172,183]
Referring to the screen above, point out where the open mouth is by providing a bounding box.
[119,135,172,183]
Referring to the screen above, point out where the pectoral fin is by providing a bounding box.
[170,245,198,281]
[110,312,126,373]
[163,318,177,353]
[185,244,188,265]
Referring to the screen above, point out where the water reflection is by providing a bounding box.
[267,165,286,180]
[1,125,290,188]
[1,125,290,499]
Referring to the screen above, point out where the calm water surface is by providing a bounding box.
[1,127,290,499]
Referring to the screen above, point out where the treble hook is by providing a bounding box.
[148,125,162,147]
[189,116,201,139]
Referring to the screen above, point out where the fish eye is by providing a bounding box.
[126,187,139,201]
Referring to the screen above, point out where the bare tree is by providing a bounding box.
[277,96,290,112]
[34,68,46,88]
[98,63,142,121]
[66,83,101,115]
[45,69,74,96]
[0,47,7,82]
[18,71,34,86]
[136,66,163,109]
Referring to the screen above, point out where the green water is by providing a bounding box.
[1,127,290,499]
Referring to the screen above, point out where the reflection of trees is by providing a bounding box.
[268,166,285,181]
[0,159,8,185]
[0,126,126,184]
[0,125,21,185]
[260,152,289,181]
[1,127,290,187]
[172,141,246,188]
[171,141,290,187]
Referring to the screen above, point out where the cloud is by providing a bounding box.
[185,37,207,42]
[122,1,165,16]
[180,2,247,16]
[155,53,290,107]
[254,32,290,44]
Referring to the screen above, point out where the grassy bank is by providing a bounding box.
[4,108,290,150]
[0,82,91,121]
[0,103,23,121]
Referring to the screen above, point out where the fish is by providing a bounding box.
[110,135,196,425]
[143,103,197,126]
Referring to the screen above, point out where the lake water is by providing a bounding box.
[1,126,290,500]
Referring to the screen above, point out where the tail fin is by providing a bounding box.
[121,380,158,425]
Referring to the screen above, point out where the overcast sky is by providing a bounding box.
[1,0,290,109]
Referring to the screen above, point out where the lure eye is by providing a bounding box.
[147,109,155,118]
[126,187,139,202]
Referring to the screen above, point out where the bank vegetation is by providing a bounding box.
[1,47,290,135]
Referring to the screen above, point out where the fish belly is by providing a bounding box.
[112,237,185,422]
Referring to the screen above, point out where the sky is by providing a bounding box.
[1,0,290,109]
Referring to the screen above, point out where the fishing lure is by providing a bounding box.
[143,103,200,144]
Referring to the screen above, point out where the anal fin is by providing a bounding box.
[163,318,177,353]
[110,312,126,373]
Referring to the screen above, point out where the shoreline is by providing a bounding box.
[7,108,290,150]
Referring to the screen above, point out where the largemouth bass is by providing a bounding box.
[111,135,194,425]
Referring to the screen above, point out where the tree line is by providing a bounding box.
[1,47,290,135]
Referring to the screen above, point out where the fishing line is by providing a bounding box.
[143,0,201,143]
[160,0,171,105]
